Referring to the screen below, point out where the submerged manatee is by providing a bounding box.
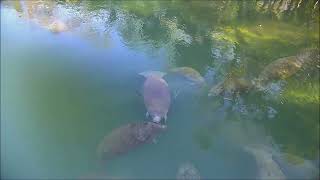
[273,153,319,179]
[254,48,319,88]
[170,67,205,86]
[243,145,286,179]
[244,144,319,179]
[255,56,303,87]
[294,48,320,69]
[208,77,253,97]
[97,122,166,162]
[47,19,68,33]
[139,71,171,124]
[176,162,201,180]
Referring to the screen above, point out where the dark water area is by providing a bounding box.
[1,0,319,179]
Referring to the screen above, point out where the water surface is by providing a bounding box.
[1,0,319,179]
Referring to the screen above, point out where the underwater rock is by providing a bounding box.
[176,162,201,180]
[208,77,253,97]
[97,122,166,162]
[139,71,171,124]
[169,67,206,86]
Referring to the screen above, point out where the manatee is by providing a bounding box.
[244,144,319,179]
[295,48,320,67]
[47,19,68,33]
[243,145,286,179]
[176,162,201,180]
[255,56,303,87]
[170,67,205,86]
[97,121,166,162]
[254,48,319,88]
[208,77,253,97]
[139,71,171,124]
[272,153,319,179]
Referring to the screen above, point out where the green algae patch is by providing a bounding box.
[281,78,320,106]
[283,153,305,165]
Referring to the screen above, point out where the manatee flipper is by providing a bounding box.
[139,70,167,79]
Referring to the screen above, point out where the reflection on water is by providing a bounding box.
[1,0,319,179]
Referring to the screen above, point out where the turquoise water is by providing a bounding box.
[1,0,319,179]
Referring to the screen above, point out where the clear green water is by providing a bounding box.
[1,0,319,179]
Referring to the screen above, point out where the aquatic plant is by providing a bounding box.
[282,81,319,105]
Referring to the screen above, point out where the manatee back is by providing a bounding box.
[143,76,171,116]
[96,122,165,162]
[96,124,137,161]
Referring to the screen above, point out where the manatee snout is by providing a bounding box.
[148,111,168,124]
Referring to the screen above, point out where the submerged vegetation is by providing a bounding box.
[282,79,319,105]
